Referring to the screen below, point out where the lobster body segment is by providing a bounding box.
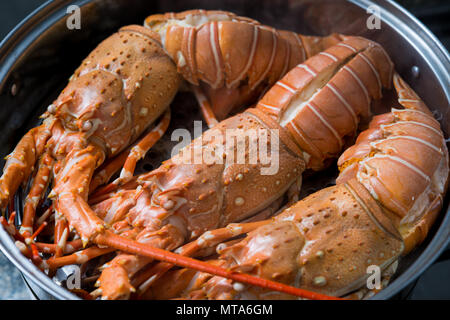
[257,36,394,170]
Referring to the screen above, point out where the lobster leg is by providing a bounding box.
[0,123,52,210]
[20,152,53,240]
[89,152,129,194]
[88,178,139,206]
[53,208,69,258]
[35,239,83,255]
[116,109,171,185]
[36,205,53,226]
[53,145,107,245]
[44,246,116,269]
[0,212,23,242]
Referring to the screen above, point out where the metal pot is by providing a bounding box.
[0,0,448,300]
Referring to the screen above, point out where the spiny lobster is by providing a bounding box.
[1,10,445,301]
[0,25,181,261]
[138,74,448,299]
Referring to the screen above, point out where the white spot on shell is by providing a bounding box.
[47,104,56,114]
[82,120,92,131]
[139,108,148,117]
[234,197,245,206]
[177,51,186,67]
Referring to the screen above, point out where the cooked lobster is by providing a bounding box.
[138,74,448,299]
[144,9,344,126]
[0,11,348,300]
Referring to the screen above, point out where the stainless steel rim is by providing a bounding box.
[0,0,448,300]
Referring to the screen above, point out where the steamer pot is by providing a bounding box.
[0,0,448,300]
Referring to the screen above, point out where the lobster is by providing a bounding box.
[70,36,394,299]
[138,74,448,299]
[144,9,344,127]
[0,25,181,259]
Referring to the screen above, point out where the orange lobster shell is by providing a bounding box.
[145,9,343,120]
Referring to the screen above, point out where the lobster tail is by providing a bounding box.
[134,74,447,300]
[257,36,394,170]
[337,73,449,253]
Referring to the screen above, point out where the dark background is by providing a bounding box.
[0,0,448,300]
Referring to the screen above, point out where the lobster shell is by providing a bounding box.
[96,108,305,239]
[337,75,449,253]
[139,75,448,300]
[144,10,343,120]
